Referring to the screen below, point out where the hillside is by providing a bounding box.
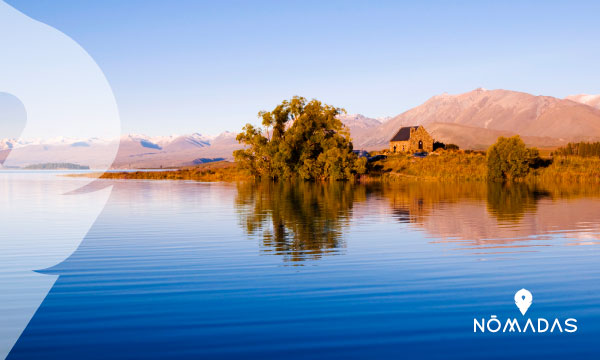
[337,114,382,143]
[425,123,567,150]
[354,88,600,150]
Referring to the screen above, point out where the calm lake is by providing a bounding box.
[3,173,600,359]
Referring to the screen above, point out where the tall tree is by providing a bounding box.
[234,96,366,180]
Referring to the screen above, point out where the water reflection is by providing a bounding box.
[9,177,600,359]
[486,183,549,223]
[237,181,600,260]
[418,183,600,250]
[381,182,486,223]
[235,181,366,262]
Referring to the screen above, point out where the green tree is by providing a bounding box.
[234,96,366,180]
[554,141,600,157]
[487,136,539,182]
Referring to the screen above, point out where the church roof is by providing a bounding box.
[390,126,419,142]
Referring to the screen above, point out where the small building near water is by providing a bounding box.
[389,125,433,153]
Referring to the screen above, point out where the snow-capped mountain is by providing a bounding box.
[0,138,26,150]
[337,114,381,130]
[0,131,240,169]
[566,94,600,110]
[0,137,112,151]
[111,131,239,168]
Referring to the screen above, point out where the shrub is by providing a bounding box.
[433,141,446,151]
[487,136,539,182]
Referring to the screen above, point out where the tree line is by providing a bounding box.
[553,142,600,157]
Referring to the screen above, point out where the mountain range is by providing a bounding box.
[0,132,239,169]
[2,89,600,168]
[352,88,600,150]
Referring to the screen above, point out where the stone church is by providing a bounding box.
[389,125,433,153]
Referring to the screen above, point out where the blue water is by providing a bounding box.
[5,176,600,359]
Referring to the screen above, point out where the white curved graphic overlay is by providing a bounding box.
[0,1,120,358]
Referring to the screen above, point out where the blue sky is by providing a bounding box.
[7,0,600,136]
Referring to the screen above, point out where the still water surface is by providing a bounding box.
[5,173,600,359]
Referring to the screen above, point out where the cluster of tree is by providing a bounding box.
[234,97,366,180]
[553,142,600,157]
[433,141,460,151]
[486,136,540,182]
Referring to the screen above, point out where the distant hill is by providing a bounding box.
[353,88,600,150]
[337,114,381,130]
[566,94,600,110]
[109,132,240,168]
[24,163,90,170]
[337,114,382,142]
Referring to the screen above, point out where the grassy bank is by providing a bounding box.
[363,151,488,182]
[96,152,487,183]
[99,161,252,182]
[527,156,600,185]
[94,152,599,185]
[366,152,599,184]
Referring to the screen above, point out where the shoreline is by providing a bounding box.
[74,151,600,185]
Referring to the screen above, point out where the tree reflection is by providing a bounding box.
[382,182,487,223]
[381,181,600,249]
[235,181,366,262]
[236,180,600,259]
[486,182,549,223]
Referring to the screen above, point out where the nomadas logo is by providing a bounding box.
[474,289,578,333]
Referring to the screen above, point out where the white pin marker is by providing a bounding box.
[514,288,533,315]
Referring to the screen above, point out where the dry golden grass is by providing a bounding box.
[536,147,557,158]
[363,150,488,182]
[529,156,600,185]
[99,161,253,182]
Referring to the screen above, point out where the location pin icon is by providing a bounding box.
[514,289,533,315]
